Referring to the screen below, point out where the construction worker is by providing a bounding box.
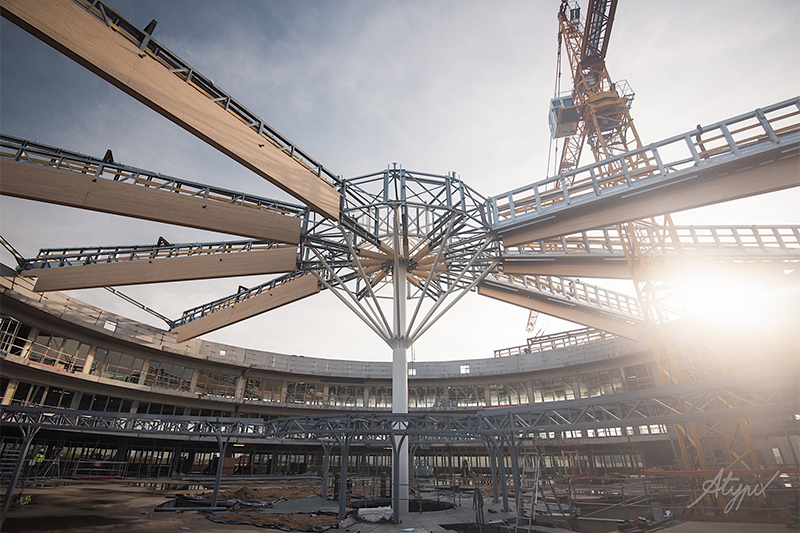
[31,449,45,478]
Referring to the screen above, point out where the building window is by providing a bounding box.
[91,349,144,383]
[145,361,193,392]
[195,370,238,398]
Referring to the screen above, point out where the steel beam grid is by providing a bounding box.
[22,239,289,270]
[0,134,307,218]
[489,97,800,231]
[481,271,643,322]
[71,0,339,188]
[504,224,800,260]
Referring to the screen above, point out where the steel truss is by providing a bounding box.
[2,366,795,520]
[2,368,794,443]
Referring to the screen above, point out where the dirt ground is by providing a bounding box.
[216,484,320,502]
[1,478,335,533]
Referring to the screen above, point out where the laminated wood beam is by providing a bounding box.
[21,247,297,292]
[477,283,642,339]
[0,0,340,219]
[502,255,800,280]
[502,260,630,279]
[1,160,302,243]
[357,249,389,261]
[171,274,320,343]
[501,152,800,247]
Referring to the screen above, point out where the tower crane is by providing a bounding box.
[527,0,638,332]
[549,0,647,178]
[542,0,783,520]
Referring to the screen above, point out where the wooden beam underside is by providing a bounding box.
[502,260,631,279]
[501,152,800,247]
[477,284,643,339]
[171,274,320,343]
[0,0,340,219]
[500,255,800,280]
[21,248,297,292]
[1,160,301,243]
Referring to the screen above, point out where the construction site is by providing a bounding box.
[0,0,798,532]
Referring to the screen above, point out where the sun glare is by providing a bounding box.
[680,270,793,329]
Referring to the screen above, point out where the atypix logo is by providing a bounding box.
[686,468,781,514]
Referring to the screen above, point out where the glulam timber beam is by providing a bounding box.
[1,159,301,243]
[502,258,631,279]
[477,283,642,339]
[21,247,297,292]
[0,0,340,219]
[170,274,319,343]
[500,150,800,247]
[501,255,800,280]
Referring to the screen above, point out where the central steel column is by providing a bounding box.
[391,240,409,521]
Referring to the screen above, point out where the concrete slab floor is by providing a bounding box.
[1,480,794,533]
[0,479,516,533]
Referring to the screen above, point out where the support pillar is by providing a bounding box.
[497,439,510,512]
[391,433,408,523]
[487,439,500,504]
[508,434,522,515]
[320,439,334,499]
[337,436,351,518]
[211,433,229,508]
[391,213,409,521]
[0,423,40,530]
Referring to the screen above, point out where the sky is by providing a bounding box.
[1,0,798,363]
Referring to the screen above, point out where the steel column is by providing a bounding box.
[0,422,40,530]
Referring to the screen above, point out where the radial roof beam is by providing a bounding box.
[170,273,320,343]
[1,0,340,219]
[502,259,630,279]
[21,247,297,292]
[489,97,800,247]
[502,225,800,279]
[477,273,644,339]
[0,136,303,243]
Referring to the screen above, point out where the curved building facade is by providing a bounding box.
[1,271,795,482]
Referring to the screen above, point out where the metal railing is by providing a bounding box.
[0,134,307,218]
[483,272,643,320]
[505,224,800,259]
[494,327,614,357]
[174,270,313,326]
[24,239,291,270]
[489,97,800,228]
